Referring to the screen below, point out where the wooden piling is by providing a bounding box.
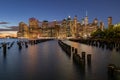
[87,54,91,64]
[3,43,7,54]
[82,52,86,59]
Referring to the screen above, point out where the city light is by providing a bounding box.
[17,16,106,39]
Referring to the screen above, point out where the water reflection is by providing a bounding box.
[63,40,120,80]
[0,39,120,80]
[24,45,39,79]
[3,52,7,59]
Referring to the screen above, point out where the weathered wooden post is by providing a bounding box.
[82,52,86,60]
[87,54,91,65]
[75,48,78,54]
[72,47,74,53]
[3,43,7,54]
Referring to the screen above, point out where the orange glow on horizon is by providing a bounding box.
[0,31,17,37]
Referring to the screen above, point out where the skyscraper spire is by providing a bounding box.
[84,10,88,26]
[86,10,88,16]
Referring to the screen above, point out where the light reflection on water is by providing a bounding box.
[63,40,120,80]
[0,39,84,80]
[63,40,120,66]
[0,38,18,43]
[0,39,119,80]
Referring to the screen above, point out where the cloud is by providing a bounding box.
[0,20,62,31]
[0,22,9,24]
[8,26,19,31]
[0,26,18,31]
[0,21,18,31]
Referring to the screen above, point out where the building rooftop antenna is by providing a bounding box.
[86,10,88,17]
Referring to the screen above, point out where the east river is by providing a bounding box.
[0,39,120,80]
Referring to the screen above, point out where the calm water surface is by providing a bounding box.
[0,39,119,80]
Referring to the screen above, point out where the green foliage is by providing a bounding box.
[91,28,105,38]
[91,25,120,39]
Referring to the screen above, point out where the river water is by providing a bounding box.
[0,39,119,80]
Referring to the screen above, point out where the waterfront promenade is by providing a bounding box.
[0,39,120,80]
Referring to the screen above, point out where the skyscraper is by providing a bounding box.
[17,22,29,38]
[73,15,78,37]
[93,18,98,25]
[29,18,40,38]
[108,17,112,28]
[100,21,104,31]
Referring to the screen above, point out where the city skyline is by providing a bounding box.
[0,0,120,32]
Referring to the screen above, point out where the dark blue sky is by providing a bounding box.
[0,0,120,28]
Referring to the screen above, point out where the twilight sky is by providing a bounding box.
[0,0,120,31]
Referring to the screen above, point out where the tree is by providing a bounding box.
[91,28,105,38]
[91,24,120,39]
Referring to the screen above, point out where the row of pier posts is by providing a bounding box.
[69,39,120,79]
[0,39,53,55]
[0,41,25,55]
[69,39,120,52]
[72,47,91,66]
[17,39,54,50]
[0,41,15,57]
[58,40,71,57]
[58,40,91,67]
